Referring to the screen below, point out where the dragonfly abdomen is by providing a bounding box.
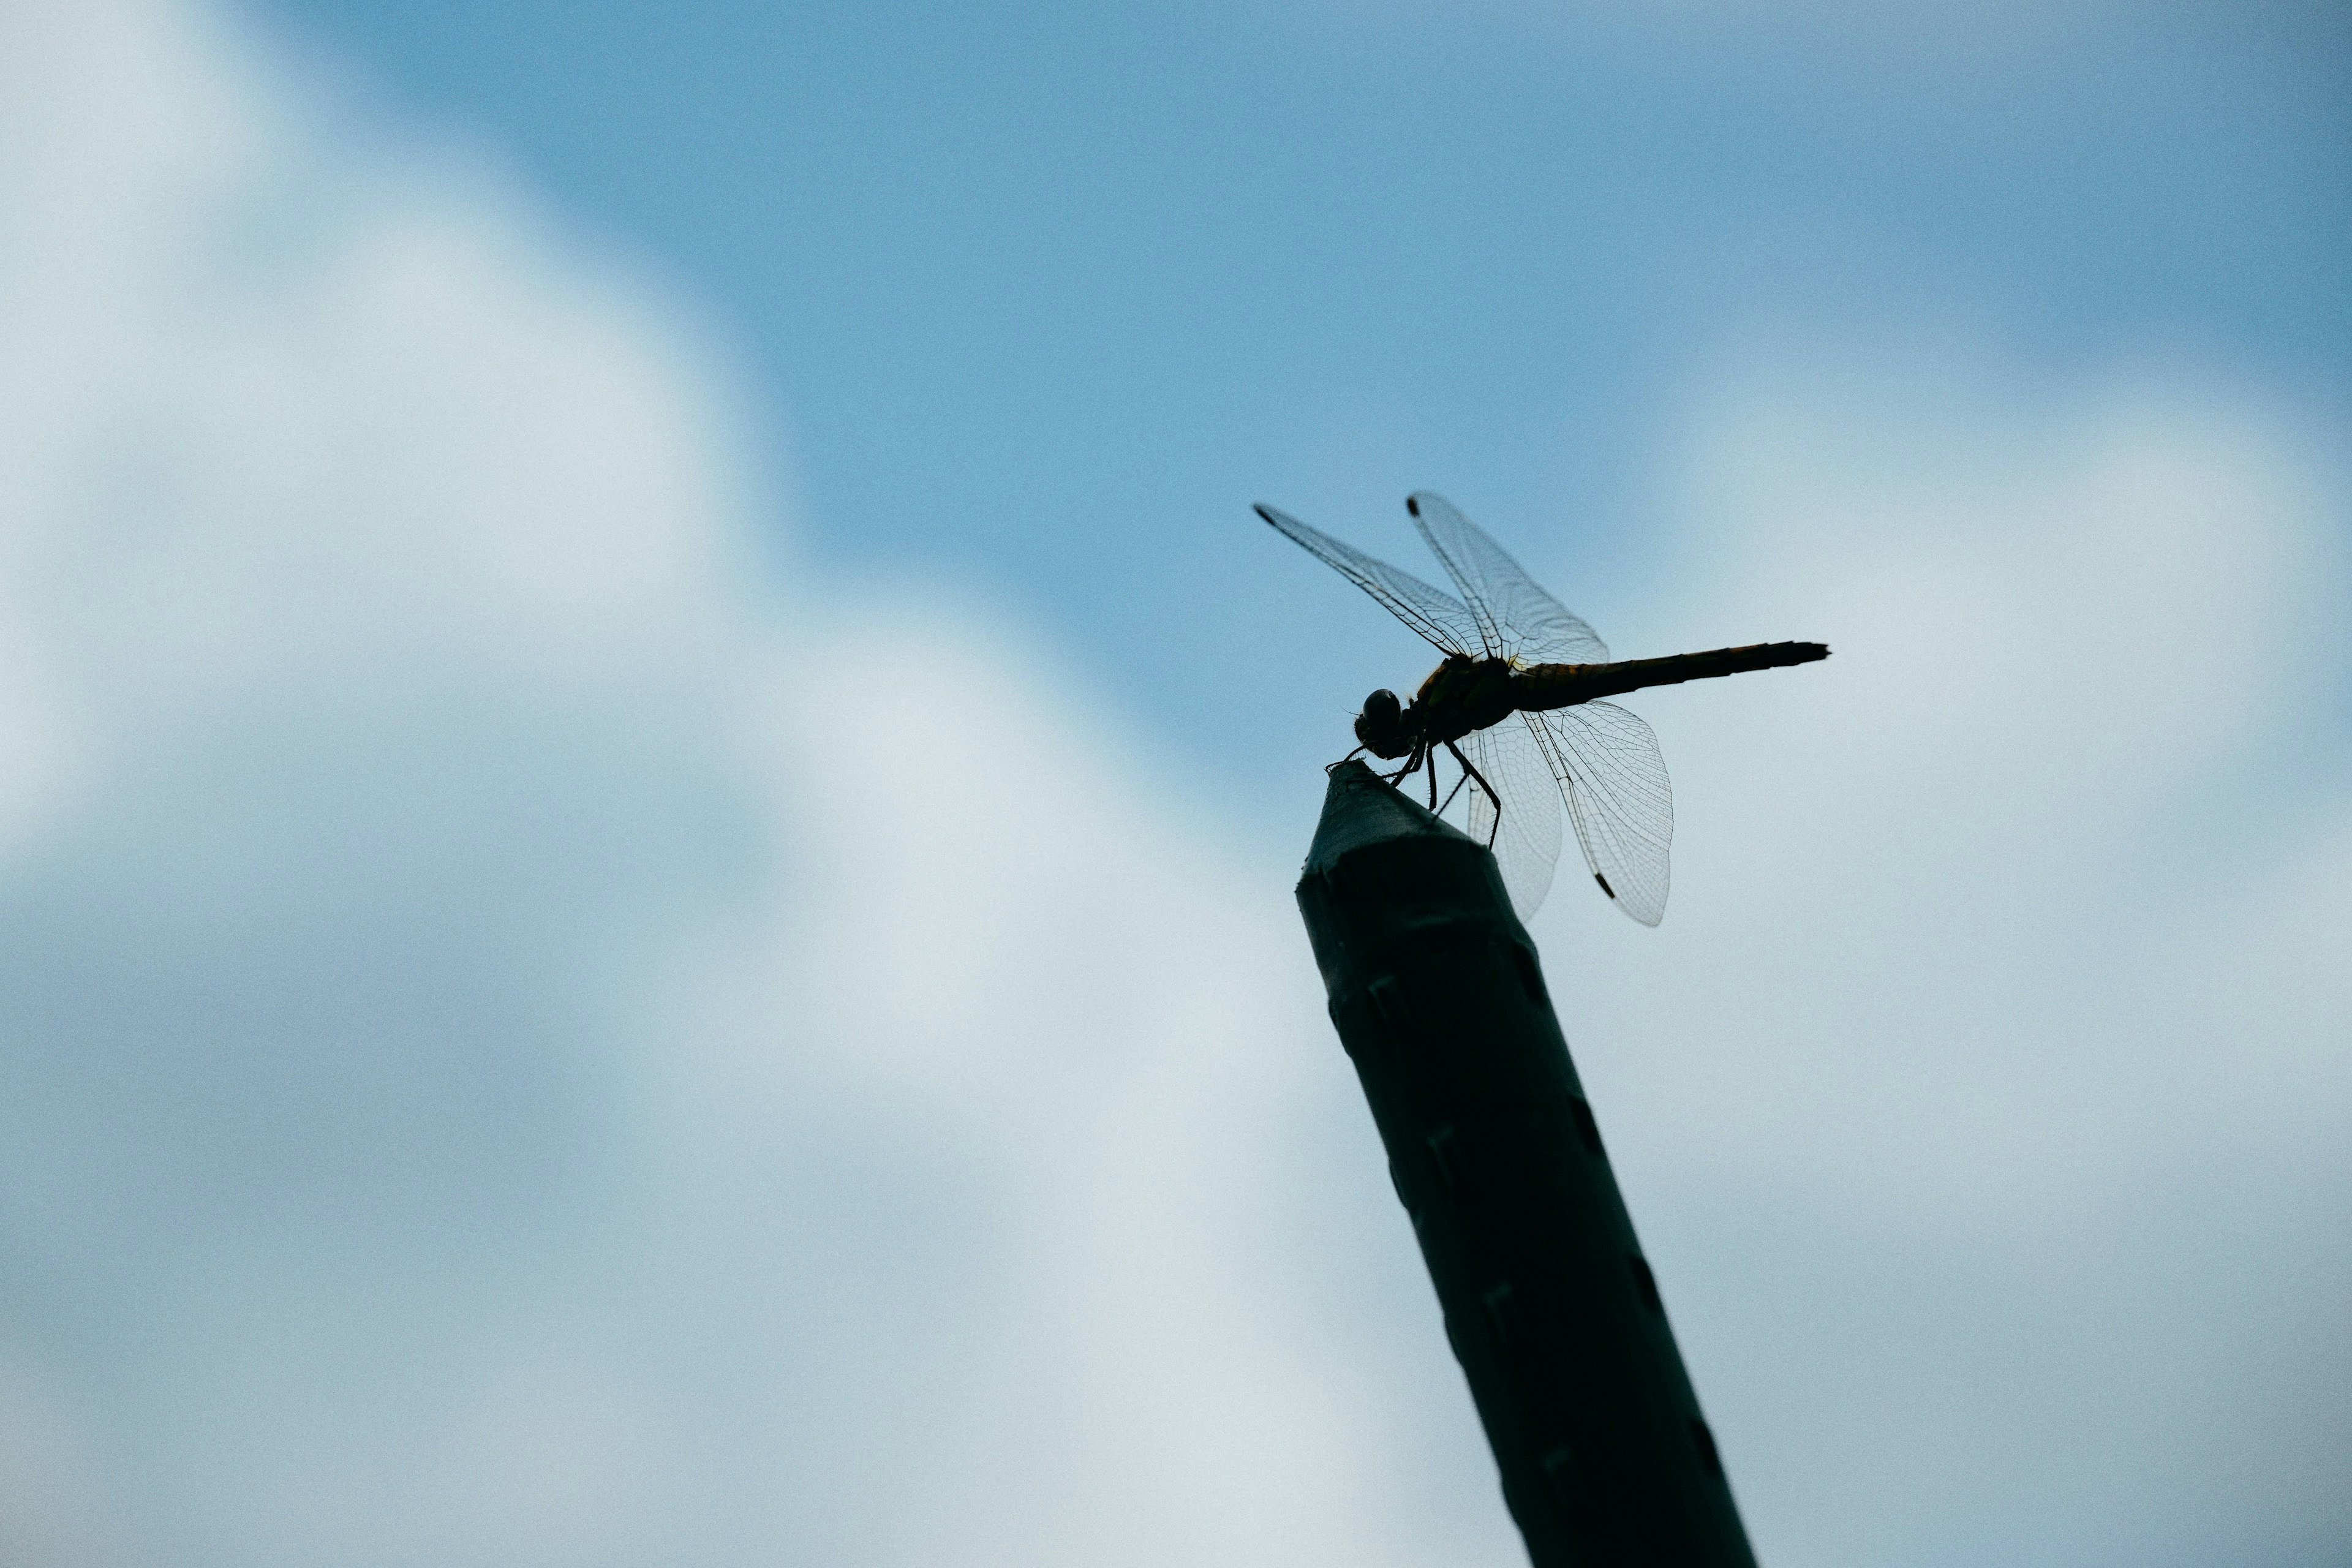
[1512,641,1830,710]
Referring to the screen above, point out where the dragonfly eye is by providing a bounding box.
[1354,689,1411,757]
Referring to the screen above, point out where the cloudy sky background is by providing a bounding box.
[1,1,2346,1565]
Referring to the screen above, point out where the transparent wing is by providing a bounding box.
[1406,491,1609,666]
[1442,715,1566,922]
[1256,502,1482,657]
[1526,701,1673,927]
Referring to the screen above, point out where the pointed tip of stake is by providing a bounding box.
[1304,759,1474,878]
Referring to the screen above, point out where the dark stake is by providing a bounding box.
[1296,761,1758,1568]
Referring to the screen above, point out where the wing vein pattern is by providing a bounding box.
[1453,717,1565,921]
[1406,491,1609,666]
[1256,503,1480,656]
[1529,701,1673,927]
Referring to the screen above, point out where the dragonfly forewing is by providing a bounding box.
[1254,502,1482,657]
[1406,491,1610,666]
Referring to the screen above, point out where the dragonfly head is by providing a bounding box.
[1354,688,1414,758]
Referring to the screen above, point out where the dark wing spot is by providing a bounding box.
[1594,872,1616,899]
[1406,496,1420,516]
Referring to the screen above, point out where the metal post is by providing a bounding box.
[1296,760,1757,1568]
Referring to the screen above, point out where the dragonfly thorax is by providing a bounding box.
[1355,657,1520,760]
[1410,654,1520,745]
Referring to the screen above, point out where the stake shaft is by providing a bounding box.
[1295,761,1757,1568]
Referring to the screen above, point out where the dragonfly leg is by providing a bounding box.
[1436,766,1468,816]
[1381,745,1425,789]
[1444,741,1503,849]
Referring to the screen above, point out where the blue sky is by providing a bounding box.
[2,2,2348,1565]
[249,0,2352,805]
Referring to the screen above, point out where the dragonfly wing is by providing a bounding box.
[1256,502,1482,657]
[1406,491,1610,665]
[1449,714,1566,921]
[1526,701,1673,925]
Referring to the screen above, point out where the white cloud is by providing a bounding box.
[1,3,2346,1568]
[0,4,1436,1566]
[1526,351,2352,1563]
[1618,358,2348,1196]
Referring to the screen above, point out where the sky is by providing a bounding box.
[0,1,2347,1566]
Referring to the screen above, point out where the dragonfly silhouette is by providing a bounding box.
[1259,492,1828,925]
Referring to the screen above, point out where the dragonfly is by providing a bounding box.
[1259,491,1828,925]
